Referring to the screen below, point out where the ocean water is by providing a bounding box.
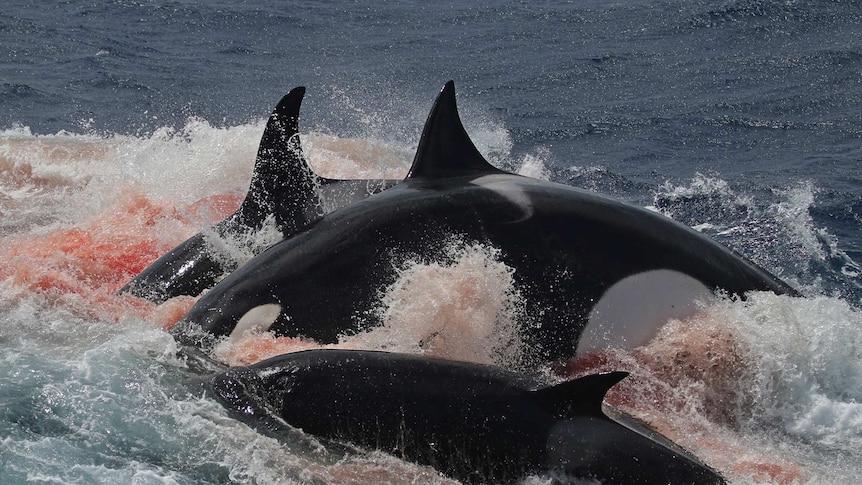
[2,1,862,483]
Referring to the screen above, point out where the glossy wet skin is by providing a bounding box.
[208,349,726,484]
[173,81,795,364]
[119,87,398,303]
[177,169,793,362]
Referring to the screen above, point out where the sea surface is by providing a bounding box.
[2,1,862,484]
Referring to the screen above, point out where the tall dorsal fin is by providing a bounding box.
[238,87,323,234]
[406,81,504,179]
[533,371,629,418]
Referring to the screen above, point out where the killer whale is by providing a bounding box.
[173,81,796,362]
[207,349,726,484]
[118,87,398,303]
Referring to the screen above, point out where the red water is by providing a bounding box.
[0,194,802,483]
[0,186,240,328]
[559,315,807,484]
[0,136,805,484]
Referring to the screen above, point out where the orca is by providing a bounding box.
[207,349,726,484]
[118,87,398,303]
[173,81,796,363]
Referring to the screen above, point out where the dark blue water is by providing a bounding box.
[3,1,862,483]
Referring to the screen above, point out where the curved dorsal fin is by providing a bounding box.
[406,81,504,180]
[239,86,323,234]
[533,371,629,418]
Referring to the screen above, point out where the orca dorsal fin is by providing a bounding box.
[239,86,323,234]
[533,371,629,418]
[406,81,504,180]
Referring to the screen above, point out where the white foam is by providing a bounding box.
[6,118,862,483]
[657,172,747,202]
[710,292,862,456]
[353,239,524,366]
[109,119,262,205]
[304,133,410,180]
[202,214,285,270]
[514,148,552,181]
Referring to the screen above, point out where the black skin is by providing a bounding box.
[174,82,796,363]
[179,82,745,484]
[176,170,794,364]
[118,87,397,303]
[207,349,726,485]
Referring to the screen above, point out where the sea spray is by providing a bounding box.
[364,238,524,366]
[651,173,862,298]
[216,238,526,368]
[4,110,862,483]
[560,291,862,484]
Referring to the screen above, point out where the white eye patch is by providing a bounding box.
[576,270,714,357]
[230,303,283,341]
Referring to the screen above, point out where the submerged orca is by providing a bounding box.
[119,87,398,303]
[174,81,796,362]
[208,349,725,484]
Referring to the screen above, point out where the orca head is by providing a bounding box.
[177,294,285,349]
[207,363,303,440]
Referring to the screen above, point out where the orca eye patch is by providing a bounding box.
[230,303,283,340]
[577,270,714,356]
